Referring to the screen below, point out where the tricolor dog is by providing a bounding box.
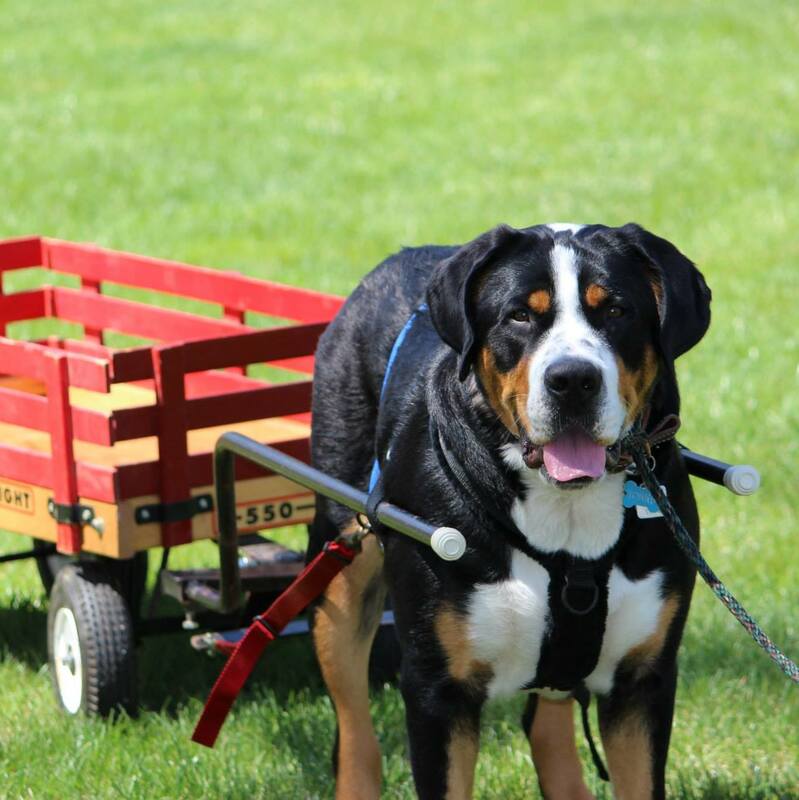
[308,223,711,799]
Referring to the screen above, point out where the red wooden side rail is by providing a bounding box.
[0,236,343,323]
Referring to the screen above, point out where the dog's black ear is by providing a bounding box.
[427,224,525,381]
[620,223,712,361]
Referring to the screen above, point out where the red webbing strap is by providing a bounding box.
[192,540,358,748]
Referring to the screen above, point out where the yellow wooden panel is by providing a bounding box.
[0,479,123,558]
[123,475,315,557]
[0,474,314,559]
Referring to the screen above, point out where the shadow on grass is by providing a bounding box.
[0,599,47,668]
[0,593,331,716]
[136,624,329,715]
[0,583,399,721]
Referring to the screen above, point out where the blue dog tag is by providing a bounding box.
[623,480,665,519]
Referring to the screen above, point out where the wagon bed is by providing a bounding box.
[0,236,343,559]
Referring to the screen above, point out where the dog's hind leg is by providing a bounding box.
[522,695,595,800]
[310,515,386,800]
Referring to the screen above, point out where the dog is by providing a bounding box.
[308,222,711,800]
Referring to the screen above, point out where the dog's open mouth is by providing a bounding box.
[522,428,609,488]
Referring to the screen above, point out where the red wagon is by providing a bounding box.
[0,236,343,715]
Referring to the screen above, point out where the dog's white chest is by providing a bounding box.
[467,550,550,697]
[507,468,626,560]
[465,553,664,698]
[585,567,664,695]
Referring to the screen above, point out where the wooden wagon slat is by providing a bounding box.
[0,289,48,324]
[98,319,323,379]
[184,370,267,397]
[29,306,320,380]
[0,385,113,446]
[49,286,243,342]
[0,443,54,489]
[32,338,157,384]
[0,338,48,381]
[0,335,110,392]
[42,238,344,323]
[64,353,112,393]
[0,337,109,392]
[0,236,44,271]
[178,323,327,373]
[151,345,193,547]
[185,382,312,431]
[108,347,318,383]
[46,354,82,553]
[110,381,313,443]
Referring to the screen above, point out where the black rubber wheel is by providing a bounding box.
[36,544,148,630]
[47,563,138,717]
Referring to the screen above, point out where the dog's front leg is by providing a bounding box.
[597,658,678,800]
[400,659,483,800]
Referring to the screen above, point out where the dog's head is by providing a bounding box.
[426,223,711,488]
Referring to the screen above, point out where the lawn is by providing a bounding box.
[1,0,798,797]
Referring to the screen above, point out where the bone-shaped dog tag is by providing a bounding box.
[622,479,666,519]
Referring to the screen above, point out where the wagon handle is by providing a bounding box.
[213,432,467,612]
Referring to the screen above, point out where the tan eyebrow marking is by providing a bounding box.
[528,289,552,315]
[585,283,609,308]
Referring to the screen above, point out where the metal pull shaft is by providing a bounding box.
[680,448,760,496]
[214,432,466,612]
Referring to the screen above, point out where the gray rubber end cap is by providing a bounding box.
[723,465,760,496]
[430,527,466,561]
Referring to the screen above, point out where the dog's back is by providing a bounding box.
[309,244,454,530]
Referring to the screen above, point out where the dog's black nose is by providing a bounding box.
[544,358,602,406]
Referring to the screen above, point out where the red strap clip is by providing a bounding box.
[192,539,358,748]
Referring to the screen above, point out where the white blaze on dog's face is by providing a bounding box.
[526,242,627,447]
[471,224,663,489]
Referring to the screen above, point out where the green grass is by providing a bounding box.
[1,0,798,797]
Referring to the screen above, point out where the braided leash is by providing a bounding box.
[623,430,799,684]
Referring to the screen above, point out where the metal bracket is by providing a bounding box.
[135,494,214,525]
[47,499,105,535]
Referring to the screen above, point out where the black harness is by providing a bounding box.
[431,421,614,691]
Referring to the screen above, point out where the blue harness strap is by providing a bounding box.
[368,303,427,492]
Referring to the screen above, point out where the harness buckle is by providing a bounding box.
[561,568,599,615]
[252,614,278,637]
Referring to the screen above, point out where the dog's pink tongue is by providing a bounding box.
[542,430,606,482]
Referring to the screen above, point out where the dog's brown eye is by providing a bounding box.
[607,304,625,319]
[509,309,531,323]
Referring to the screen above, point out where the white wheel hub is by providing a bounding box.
[53,606,83,714]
